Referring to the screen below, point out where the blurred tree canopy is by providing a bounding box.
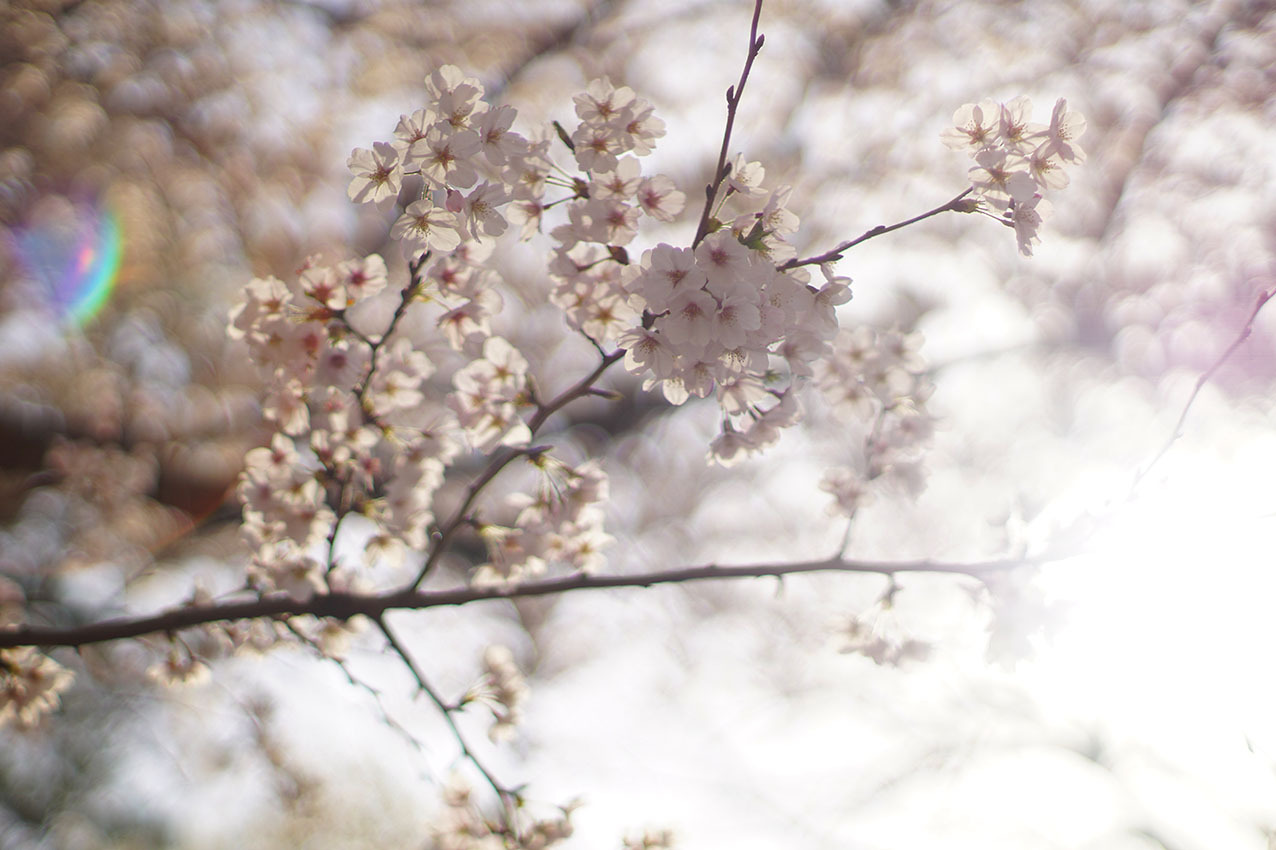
[1,0,1274,848]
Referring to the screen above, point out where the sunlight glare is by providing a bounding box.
[1018,444,1276,819]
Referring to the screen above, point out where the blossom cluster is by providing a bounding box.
[227,252,459,590]
[623,830,676,850]
[350,65,541,363]
[617,169,853,466]
[0,647,74,728]
[545,78,682,346]
[474,644,529,742]
[942,96,1086,255]
[229,72,679,593]
[837,613,931,667]
[0,580,73,729]
[146,646,212,686]
[229,247,574,591]
[434,780,575,850]
[522,79,852,467]
[449,335,532,453]
[474,456,612,585]
[815,326,934,517]
[349,66,531,253]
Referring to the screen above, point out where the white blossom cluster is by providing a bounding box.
[227,251,465,589]
[0,580,73,729]
[434,780,574,850]
[545,78,683,345]
[942,96,1086,256]
[349,66,531,254]
[622,830,676,850]
[838,616,932,666]
[449,335,532,453]
[227,71,664,594]
[474,456,612,586]
[815,327,934,517]
[0,647,74,728]
[534,80,849,467]
[474,644,529,742]
[146,646,211,686]
[349,65,538,361]
[619,166,853,466]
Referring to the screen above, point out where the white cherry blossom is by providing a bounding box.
[392,199,463,254]
[347,141,403,204]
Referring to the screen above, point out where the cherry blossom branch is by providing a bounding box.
[779,188,976,271]
[374,616,520,817]
[409,349,624,589]
[1130,287,1274,495]
[691,0,766,248]
[309,257,435,577]
[1,553,1034,650]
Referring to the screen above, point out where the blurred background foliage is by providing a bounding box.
[1,0,1275,848]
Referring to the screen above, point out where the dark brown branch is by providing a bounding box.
[779,188,975,271]
[3,554,1031,650]
[691,0,766,248]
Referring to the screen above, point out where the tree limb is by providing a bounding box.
[2,554,1032,650]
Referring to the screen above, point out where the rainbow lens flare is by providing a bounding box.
[10,199,122,327]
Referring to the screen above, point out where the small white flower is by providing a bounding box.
[1010,194,1052,257]
[940,99,1000,153]
[820,467,874,517]
[391,199,462,254]
[346,142,402,204]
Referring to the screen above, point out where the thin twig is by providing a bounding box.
[526,350,624,433]
[779,188,975,271]
[374,616,519,820]
[830,404,892,558]
[692,0,766,248]
[410,444,540,588]
[352,253,429,401]
[1130,287,1274,495]
[280,620,431,769]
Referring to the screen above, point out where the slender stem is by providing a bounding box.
[410,445,536,588]
[281,620,431,769]
[2,553,1036,650]
[375,617,520,823]
[1131,287,1274,495]
[352,253,429,401]
[692,0,766,248]
[780,188,975,271]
